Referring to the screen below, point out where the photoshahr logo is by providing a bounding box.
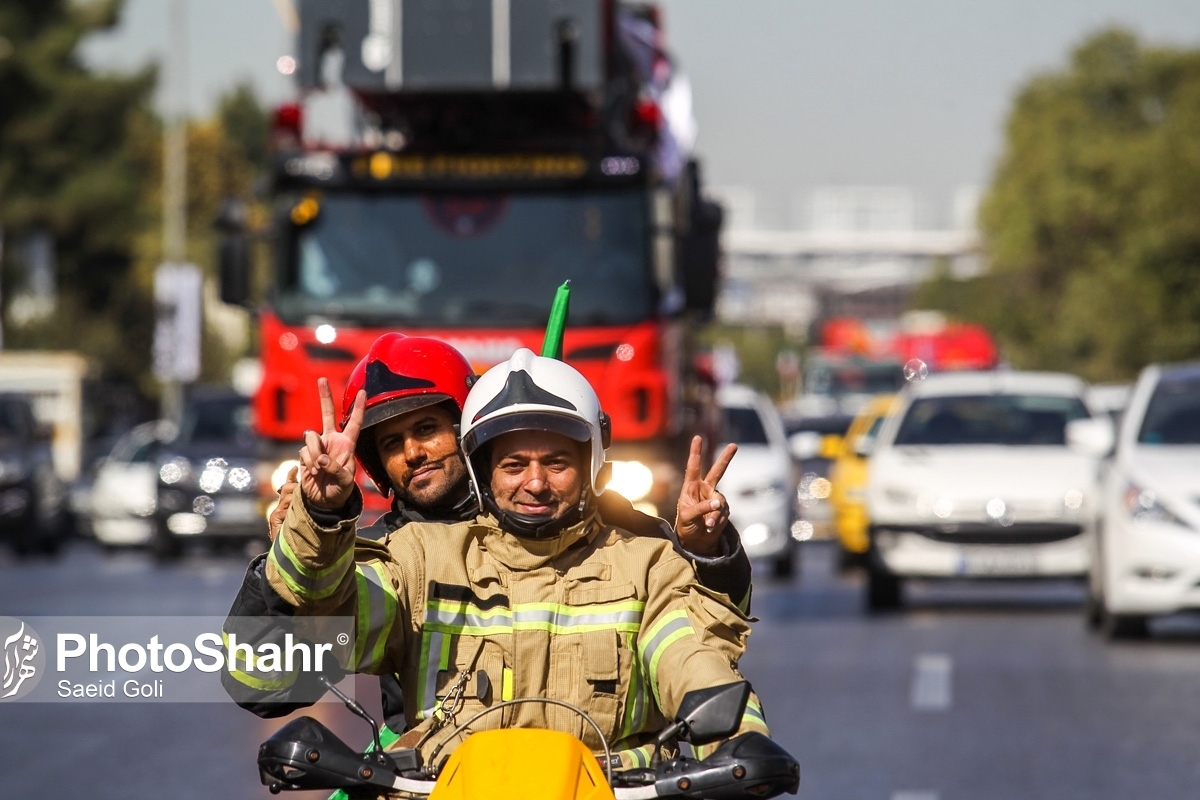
[1,617,44,701]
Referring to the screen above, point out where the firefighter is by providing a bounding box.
[270,347,768,767]
[223,334,751,746]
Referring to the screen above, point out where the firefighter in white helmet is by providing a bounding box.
[269,348,769,768]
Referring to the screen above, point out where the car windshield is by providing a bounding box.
[1137,376,1200,444]
[894,394,1090,446]
[805,361,906,396]
[178,396,254,444]
[0,399,29,438]
[276,189,653,327]
[723,407,770,446]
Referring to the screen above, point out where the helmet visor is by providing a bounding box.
[462,411,592,458]
[360,393,454,430]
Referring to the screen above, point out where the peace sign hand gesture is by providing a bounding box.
[298,377,366,511]
[674,435,738,557]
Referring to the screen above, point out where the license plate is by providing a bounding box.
[958,549,1037,576]
[213,497,259,522]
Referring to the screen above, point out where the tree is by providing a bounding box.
[0,0,157,383]
[919,28,1200,382]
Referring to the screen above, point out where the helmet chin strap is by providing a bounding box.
[392,475,480,522]
[478,484,594,540]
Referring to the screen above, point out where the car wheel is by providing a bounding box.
[151,521,182,562]
[866,561,903,612]
[1084,591,1104,631]
[836,543,867,573]
[771,550,796,580]
[1104,612,1150,641]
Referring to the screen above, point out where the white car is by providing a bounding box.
[89,421,176,547]
[1088,362,1200,639]
[716,384,797,578]
[864,371,1109,610]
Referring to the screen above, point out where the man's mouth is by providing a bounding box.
[409,464,441,485]
[516,500,554,516]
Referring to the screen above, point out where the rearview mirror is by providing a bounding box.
[1065,417,1114,458]
[818,434,843,460]
[789,432,821,461]
[672,681,751,746]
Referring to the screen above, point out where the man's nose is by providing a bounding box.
[522,463,549,493]
[404,436,426,463]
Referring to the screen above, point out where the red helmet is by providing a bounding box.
[342,333,475,496]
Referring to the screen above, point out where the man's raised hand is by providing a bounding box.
[298,378,365,510]
[674,435,737,557]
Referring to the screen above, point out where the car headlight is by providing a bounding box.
[606,460,655,503]
[796,474,830,506]
[159,457,191,485]
[1123,482,1190,529]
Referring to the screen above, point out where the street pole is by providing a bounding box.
[161,0,188,424]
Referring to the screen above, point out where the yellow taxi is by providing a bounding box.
[828,394,898,569]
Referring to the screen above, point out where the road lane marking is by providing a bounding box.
[910,653,953,711]
[892,792,939,800]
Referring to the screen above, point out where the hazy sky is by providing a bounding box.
[82,0,1200,228]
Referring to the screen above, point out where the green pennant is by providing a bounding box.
[541,281,571,360]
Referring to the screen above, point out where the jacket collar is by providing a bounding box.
[474,510,601,571]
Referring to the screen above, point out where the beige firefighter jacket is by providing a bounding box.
[266,491,769,768]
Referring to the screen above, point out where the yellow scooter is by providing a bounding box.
[257,679,799,800]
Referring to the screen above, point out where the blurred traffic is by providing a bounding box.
[4,1,1200,798]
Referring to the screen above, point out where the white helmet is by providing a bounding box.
[460,348,611,538]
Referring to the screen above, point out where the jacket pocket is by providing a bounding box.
[578,629,623,749]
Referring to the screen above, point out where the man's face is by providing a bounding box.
[488,429,585,521]
[372,404,467,509]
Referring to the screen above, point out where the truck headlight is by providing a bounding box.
[270,459,302,493]
[741,523,771,546]
[607,460,654,503]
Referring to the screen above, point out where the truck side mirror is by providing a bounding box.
[216,200,251,307]
[680,198,723,319]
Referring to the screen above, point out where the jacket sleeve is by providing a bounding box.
[599,491,753,614]
[637,549,770,743]
[263,489,416,678]
[219,553,347,716]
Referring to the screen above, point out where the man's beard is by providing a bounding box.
[394,455,469,513]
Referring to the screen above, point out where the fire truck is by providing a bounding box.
[218,0,723,515]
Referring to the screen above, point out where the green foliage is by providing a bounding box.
[696,322,803,399]
[0,2,269,400]
[218,82,271,176]
[0,0,157,382]
[926,28,1200,382]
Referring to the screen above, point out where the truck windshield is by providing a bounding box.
[277,189,653,327]
[894,394,1090,446]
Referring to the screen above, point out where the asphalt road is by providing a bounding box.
[1,538,1198,799]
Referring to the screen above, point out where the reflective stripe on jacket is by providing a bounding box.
[266,491,768,767]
